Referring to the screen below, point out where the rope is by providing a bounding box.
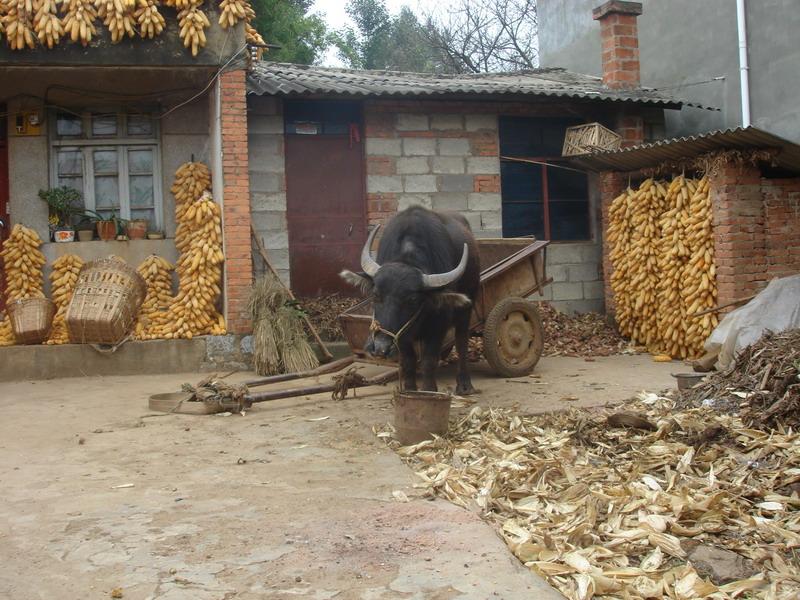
[331,366,367,401]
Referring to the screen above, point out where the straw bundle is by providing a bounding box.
[249,275,318,376]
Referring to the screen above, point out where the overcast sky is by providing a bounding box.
[311,0,457,67]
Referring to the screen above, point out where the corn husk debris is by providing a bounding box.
[378,393,800,599]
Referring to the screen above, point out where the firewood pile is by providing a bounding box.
[679,329,800,428]
[298,294,358,342]
[538,303,629,357]
[378,392,800,600]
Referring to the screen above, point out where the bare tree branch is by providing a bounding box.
[422,0,538,74]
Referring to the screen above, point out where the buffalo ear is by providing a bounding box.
[340,270,374,294]
[429,292,472,310]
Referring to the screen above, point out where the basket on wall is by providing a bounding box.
[66,257,146,345]
[562,122,622,156]
[7,298,56,345]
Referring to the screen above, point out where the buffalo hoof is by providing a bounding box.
[455,383,479,396]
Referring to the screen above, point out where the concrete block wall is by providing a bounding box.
[538,243,605,314]
[247,96,290,286]
[364,102,502,237]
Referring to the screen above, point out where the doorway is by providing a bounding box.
[284,100,367,296]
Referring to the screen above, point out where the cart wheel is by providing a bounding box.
[482,297,544,377]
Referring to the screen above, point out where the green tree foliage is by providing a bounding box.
[334,0,438,72]
[250,0,330,65]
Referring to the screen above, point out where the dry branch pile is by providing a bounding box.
[680,329,800,428]
[297,294,358,341]
[609,176,717,360]
[379,394,800,600]
[538,303,629,357]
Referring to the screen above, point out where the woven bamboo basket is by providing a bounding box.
[8,298,56,345]
[66,257,146,345]
[562,122,622,156]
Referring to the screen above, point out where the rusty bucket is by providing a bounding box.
[393,390,452,445]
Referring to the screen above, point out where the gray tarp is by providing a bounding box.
[706,275,800,370]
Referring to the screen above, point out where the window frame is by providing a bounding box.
[499,155,592,242]
[49,110,163,230]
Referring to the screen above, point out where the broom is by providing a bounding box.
[249,275,319,376]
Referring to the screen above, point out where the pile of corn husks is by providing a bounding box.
[378,393,800,599]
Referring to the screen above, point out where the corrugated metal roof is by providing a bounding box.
[247,62,705,109]
[569,127,800,174]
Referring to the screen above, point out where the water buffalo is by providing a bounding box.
[341,206,480,395]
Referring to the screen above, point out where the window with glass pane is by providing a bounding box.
[92,114,118,137]
[93,149,120,217]
[56,149,84,206]
[128,148,155,223]
[56,113,83,137]
[127,114,153,136]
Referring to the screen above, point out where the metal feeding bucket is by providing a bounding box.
[673,372,706,391]
[393,390,452,445]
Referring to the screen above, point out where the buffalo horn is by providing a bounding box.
[422,243,469,289]
[360,225,381,277]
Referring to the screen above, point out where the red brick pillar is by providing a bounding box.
[593,1,642,90]
[709,162,766,309]
[599,171,627,318]
[220,69,253,334]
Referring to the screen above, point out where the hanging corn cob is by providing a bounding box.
[45,254,84,345]
[134,254,174,340]
[147,161,225,339]
[62,0,98,46]
[95,0,136,43]
[2,0,37,50]
[608,175,717,359]
[134,0,164,38]
[217,0,245,28]
[33,0,63,48]
[0,224,46,301]
[177,0,209,57]
[0,224,46,347]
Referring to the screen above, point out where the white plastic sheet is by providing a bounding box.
[705,275,800,370]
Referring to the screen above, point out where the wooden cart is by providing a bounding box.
[339,237,552,377]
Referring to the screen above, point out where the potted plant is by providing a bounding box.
[39,186,82,243]
[147,229,165,240]
[76,216,95,242]
[84,210,124,242]
[126,218,148,240]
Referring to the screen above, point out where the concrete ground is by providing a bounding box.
[0,355,676,600]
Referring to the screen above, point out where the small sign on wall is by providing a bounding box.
[13,111,43,136]
[294,122,319,135]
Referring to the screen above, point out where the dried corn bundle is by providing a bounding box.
[33,0,63,48]
[134,254,173,340]
[608,175,717,359]
[148,161,225,339]
[2,0,36,49]
[62,0,98,46]
[134,0,163,38]
[0,224,46,302]
[177,0,208,57]
[217,0,244,28]
[45,253,84,344]
[95,0,135,43]
[0,317,13,346]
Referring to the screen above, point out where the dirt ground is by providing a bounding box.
[0,355,676,600]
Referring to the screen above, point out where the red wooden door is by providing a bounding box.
[285,134,366,296]
[0,105,9,312]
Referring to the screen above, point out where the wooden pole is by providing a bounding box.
[250,225,334,363]
[690,294,756,318]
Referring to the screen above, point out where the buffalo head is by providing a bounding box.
[341,225,471,358]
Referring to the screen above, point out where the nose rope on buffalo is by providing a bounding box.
[368,305,424,351]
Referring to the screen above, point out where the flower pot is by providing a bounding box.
[77,229,94,242]
[96,220,117,241]
[126,219,148,240]
[53,228,75,243]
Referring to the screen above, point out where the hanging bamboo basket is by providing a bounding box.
[562,122,622,156]
[8,298,56,345]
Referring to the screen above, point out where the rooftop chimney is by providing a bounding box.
[593,1,643,90]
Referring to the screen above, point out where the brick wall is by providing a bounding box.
[219,69,253,334]
[598,171,626,317]
[364,102,502,236]
[592,1,643,90]
[247,96,290,285]
[762,178,800,280]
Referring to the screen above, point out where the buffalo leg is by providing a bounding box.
[454,308,477,396]
[399,340,418,391]
[421,327,447,392]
